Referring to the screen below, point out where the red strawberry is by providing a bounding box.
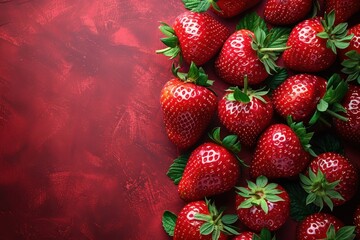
[272,74,327,122]
[354,205,360,239]
[296,213,356,240]
[325,0,360,25]
[250,118,315,179]
[334,84,360,145]
[235,176,290,231]
[218,77,273,147]
[176,128,242,201]
[182,0,261,18]
[168,199,239,239]
[300,152,359,210]
[215,13,290,86]
[160,63,217,149]
[156,11,229,66]
[340,24,360,84]
[283,11,353,72]
[233,229,276,240]
[264,0,313,26]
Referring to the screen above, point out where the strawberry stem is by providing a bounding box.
[259,46,290,52]
[325,109,348,122]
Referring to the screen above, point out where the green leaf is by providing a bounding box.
[256,175,268,188]
[182,0,211,12]
[333,40,351,49]
[267,27,291,48]
[194,213,212,222]
[162,211,177,236]
[233,87,250,103]
[281,180,320,221]
[260,199,269,214]
[335,226,356,240]
[200,222,214,235]
[222,225,240,235]
[221,214,238,225]
[236,12,268,33]
[317,31,329,39]
[317,99,329,112]
[212,229,221,240]
[166,154,190,184]
[327,224,336,239]
[239,198,254,209]
[323,195,334,211]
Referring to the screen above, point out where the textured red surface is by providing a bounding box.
[0,1,358,240]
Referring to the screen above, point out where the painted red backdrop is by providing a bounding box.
[0,0,358,239]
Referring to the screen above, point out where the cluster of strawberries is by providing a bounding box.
[157,0,360,239]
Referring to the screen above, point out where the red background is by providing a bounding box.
[0,0,358,239]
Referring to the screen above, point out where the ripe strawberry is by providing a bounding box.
[233,229,276,240]
[264,0,313,26]
[296,213,356,240]
[160,63,217,149]
[283,11,353,72]
[272,74,327,122]
[250,117,315,179]
[182,0,261,18]
[325,0,360,25]
[175,128,242,201]
[215,13,290,86]
[156,11,229,66]
[300,152,359,210]
[354,205,360,239]
[340,24,360,84]
[164,199,239,240]
[235,176,290,231]
[334,84,360,145]
[218,77,273,147]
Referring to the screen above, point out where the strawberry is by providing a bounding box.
[163,199,239,240]
[340,24,360,84]
[354,205,360,239]
[272,74,327,122]
[333,84,360,145]
[296,213,356,240]
[235,176,290,231]
[300,152,359,210]
[156,11,229,66]
[160,63,217,149]
[215,13,290,86]
[264,0,313,26]
[283,11,354,72]
[218,77,273,147]
[181,0,261,18]
[324,0,360,25]
[250,117,315,179]
[171,128,243,201]
[233,229,276,240]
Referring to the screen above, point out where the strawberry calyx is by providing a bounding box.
[182,0,222,13]
[194,198,240,239]
[167,154,190,185]
[287,116,316,157]
[325,224,356,240]
[341,50,360,84]
[309,74,348,125]
[225,75,269,104]
[251,27,290,75]
[317,10,354,54]
[209,127,247,167]
[172,62,214,87]
[156,22,183,63]
[253,228,277,240]
[300,168,344,211]
[236,176,285,214]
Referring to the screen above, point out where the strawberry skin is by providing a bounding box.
[307,152,359,206]
[283,18,336,72]
[173,12,229,65]
[218,90,273,147]
[160,78,217,149]
[215,30,269,86]
[214,0,261,18]
[272,74,327,122]
[296,213,344,240]
[178,142,240,201]
[174,201,227,240]
[355,205,360,239]
[264,0,312,26]
[325,0,360,25]
[334,84,360,146]
[235,176,290,231]
[233,232,254,240]
[250,123,311,179]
